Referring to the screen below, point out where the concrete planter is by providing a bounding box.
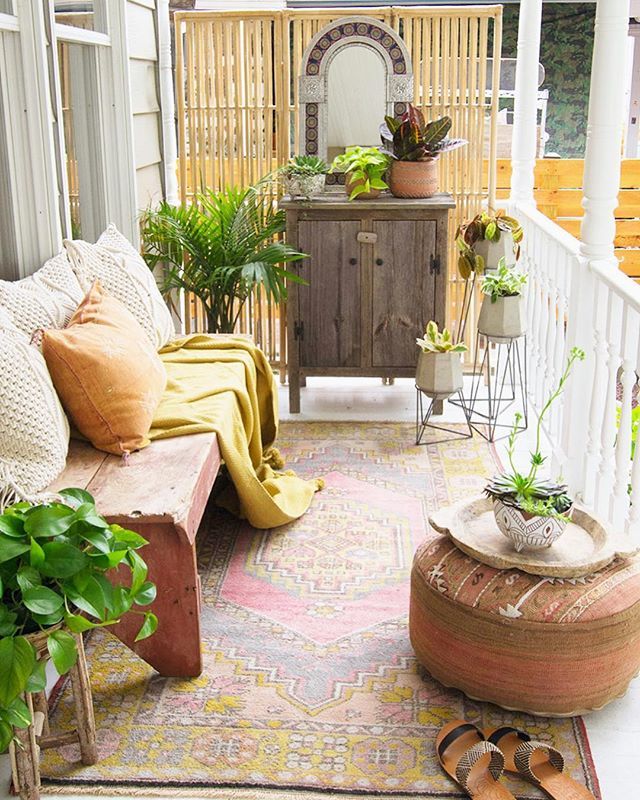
[388,158,439,198]
[477,293,526,339]
[415,351,463,399]
[474,231,517,271]
[283,174,325,199]
[493,498,572,552]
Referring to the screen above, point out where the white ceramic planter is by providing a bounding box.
[474,232,517,271]
[477,294,526,339]
[415,351,463,399]
[493,498,571,552]
[283,174,325,199]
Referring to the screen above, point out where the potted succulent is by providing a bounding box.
[330,146,390,200]
[279,155,328,199]
[141,181,306,333]
[477,258,528,339]
[0,488,157,752]
[456,210,524,277]
[379,105,466,198]
[484,347,585,552]
[416,321,467,399]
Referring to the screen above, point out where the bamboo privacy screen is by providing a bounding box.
[175,5,502,371]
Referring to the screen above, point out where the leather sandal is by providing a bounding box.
[484,726,596,800]
[436,720,516,799]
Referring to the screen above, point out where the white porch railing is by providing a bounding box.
[512,200,640,545]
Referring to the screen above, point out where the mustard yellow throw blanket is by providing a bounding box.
[149,334,322,529]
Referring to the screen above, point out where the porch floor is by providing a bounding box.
[0,378,636,800]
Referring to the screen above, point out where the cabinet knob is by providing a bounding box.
[349,257,357,265]
[376,258,384,266]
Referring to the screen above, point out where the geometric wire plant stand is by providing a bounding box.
[415,385,473,446]
[466,333,528,442]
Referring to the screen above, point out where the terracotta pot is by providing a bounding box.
[415,351,463,399]
[477,294,526,339]
[493,498,572,552]
[344,173,381,200]
[474,232,517,271]
[283,173,325,199]
[388,158,439,198]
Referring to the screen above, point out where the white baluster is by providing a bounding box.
[583,290,609,507]
[596,295,621,518]
[613,352,634,530]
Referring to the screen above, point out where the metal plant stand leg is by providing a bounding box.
[467,334,528,442]
[415,387,473,446]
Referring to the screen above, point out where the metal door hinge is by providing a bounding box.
[430,255,441,275]
[293,321,304,341]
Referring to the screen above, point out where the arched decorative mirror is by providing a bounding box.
[299,17,413,183]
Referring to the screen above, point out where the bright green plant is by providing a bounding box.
[141,182,306,333]
[330,146,390,200]
[416,321,467,354]
[484,347,585,517]
[481,258,528,303]
[455,210,524,278]
[379,105,466,162]
[0,489,157,751]
[279,155,328,178]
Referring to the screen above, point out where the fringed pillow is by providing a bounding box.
[64,224,175,350]
[0,310,69,511]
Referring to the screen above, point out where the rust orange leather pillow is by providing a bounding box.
[42,280,166,457]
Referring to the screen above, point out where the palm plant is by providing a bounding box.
[141,183,306,333]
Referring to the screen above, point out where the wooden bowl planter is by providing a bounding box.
[283,174,325,199]
[388,158,439,199]
[493,499,572,552]
[344,173,382,200]
[477,293,526,339]
[416,351,463,399]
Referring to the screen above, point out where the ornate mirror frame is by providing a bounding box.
[298,17,413,185]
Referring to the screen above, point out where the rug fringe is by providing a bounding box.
[41,785,433,800]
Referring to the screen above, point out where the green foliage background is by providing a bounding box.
[499,3,596,158]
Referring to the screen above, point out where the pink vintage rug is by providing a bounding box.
[40,423,600,799]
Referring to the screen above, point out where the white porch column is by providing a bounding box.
[562,0,631,501]
[509,0,543,207]
[580,0,631,263]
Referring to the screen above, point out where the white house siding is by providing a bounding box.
[127,0,165,210]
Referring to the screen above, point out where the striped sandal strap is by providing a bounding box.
[455,741,505,792]
[513,740,565,785]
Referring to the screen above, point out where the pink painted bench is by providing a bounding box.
[49,433,221,677]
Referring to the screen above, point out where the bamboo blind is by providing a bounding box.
[175,5,503,370]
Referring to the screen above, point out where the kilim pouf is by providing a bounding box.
[410,535,640,716]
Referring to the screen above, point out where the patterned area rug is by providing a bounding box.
[40,423,600,799]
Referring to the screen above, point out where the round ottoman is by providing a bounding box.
[410,536,640,716]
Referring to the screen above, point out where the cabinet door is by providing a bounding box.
[371,219,437,368]
[297,219,361,368]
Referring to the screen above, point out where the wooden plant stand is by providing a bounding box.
[9,631,97,800]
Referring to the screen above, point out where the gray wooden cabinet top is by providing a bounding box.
[280,193,456,211]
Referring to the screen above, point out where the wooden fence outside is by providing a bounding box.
[485,158,640,278]
[174,6,504,371]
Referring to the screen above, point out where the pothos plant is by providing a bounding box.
[480,258,527,303]
[0,489,157,751]
[330,146,390,200]
[484,347,585,518]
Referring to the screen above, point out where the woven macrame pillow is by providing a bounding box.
[64,224,175,349]
[0,251,83,338]
[0,310,69,510]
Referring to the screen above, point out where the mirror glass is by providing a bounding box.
[327,46,386,161]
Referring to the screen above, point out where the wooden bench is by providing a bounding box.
[49,433,221,678]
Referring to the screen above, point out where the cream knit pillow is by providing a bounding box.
[0,312,70,510]
[64,224,175,349]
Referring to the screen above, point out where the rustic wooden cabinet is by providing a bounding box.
[282,194,455,413]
